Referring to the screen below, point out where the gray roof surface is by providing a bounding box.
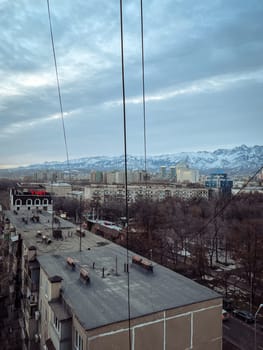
[38,244,220,331]
[4,210,107,255]
[49,300,71,321]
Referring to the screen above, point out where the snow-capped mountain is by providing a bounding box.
[21,145,263,174]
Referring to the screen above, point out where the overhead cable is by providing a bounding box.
[119,1,132,349]
[46,0,71,181]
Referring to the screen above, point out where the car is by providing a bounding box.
[223,298,234,312]
[232,309,255,323]
[222,309,230,322]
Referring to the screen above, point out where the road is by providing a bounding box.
[223,316,263,350]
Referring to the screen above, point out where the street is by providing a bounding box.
[223,316,263,350]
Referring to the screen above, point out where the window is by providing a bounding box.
[45,280,48,299]
[53,314,61,333]
[74,329,83,350]
[26,199,32,206]
[15,199,22,207]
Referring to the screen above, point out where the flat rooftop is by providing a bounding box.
[38,244,220,331]
[4,210,107,254]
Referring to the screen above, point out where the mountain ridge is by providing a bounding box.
[15,144,263,174]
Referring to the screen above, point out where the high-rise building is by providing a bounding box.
[176,164,199,183]
[205,171,233,197]
[170,166,176,180]
[160,166,167,179]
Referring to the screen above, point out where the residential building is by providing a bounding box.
[90,171,103,184]
[160,166,167,179]
[1,186,222,350]
[84,183,209,204]
[44,183,72,197]
[37,246,222,350]
[176,164,199,183]
[170,166,176,180]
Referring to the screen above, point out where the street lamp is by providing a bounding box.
[254,303,263,350]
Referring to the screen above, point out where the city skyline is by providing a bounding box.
[1,0,263,168]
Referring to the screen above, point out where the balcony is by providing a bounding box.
[24,298,38,319]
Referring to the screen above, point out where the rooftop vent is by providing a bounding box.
[42,235,52,244]
[49,275,63,283]
[80,268,90,283]
[66,257,75,270]
[132,255,153,272]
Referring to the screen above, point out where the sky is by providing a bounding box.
[0,0,263,168]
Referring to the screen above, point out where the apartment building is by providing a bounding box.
[2,205,108,350]
[175,164,199,183]
[84,183,209,204]
[37,245,222,350]
[44,183,72,198]
[1,185,222,350]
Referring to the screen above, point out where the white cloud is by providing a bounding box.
[0,110,75,138]
[105,68,263,107]
[0,70,55,97]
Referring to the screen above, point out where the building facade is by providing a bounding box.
[205,172,233,197]
[10,183,53,213]
[44,183,72,198]
[1,186,222,350]
[84,184,209,204]
[36,247,222,350]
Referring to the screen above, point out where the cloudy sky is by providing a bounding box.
[1,0,263,168]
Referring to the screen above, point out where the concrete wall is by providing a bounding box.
[85,298,222,350]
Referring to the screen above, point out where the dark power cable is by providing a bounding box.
[119,1,132,349]
[46,0,71,182]
[140,0,147,175]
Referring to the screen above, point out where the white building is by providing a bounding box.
[84,184,209,203]
[176,164,199,183]
[44,183,72,197]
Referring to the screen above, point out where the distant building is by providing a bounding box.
[44,182,72,197]
[90,171,103,184]
[205,171,233,197]
[160,166,167,179]
[170,166,176,180]
[176,164,199,183]
[84,184,209,203]
[10,183,52,212]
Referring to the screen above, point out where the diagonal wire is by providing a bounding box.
[46,0,71,181]
[198,165,263,236]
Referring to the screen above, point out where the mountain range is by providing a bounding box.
[18,144,263,175]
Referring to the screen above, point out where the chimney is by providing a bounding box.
[49,275,63,300]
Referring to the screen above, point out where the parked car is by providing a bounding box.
[222,309,230,321]
[223,298,234,312]
[232,309,255,323]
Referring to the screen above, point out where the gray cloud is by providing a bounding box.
[0,0,262,168]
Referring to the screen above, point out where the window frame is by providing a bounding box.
[74,329,83,350]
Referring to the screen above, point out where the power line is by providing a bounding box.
[46,0,71,182]
[119,1,132,349]
[140,0,147,175]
